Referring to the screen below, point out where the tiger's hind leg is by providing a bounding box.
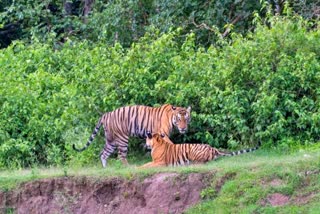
[100,141,116,168]
[117,139,129,166]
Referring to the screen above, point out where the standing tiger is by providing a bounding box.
[73,104,191,167]
[139,132,259,168]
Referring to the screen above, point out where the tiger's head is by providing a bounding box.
[146,131,166,150]
[171,106,191,134]
[146,132,173,163]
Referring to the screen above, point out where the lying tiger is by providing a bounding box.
[139,132,259,168]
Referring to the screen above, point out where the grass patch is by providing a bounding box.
[186,148,320,213]
[1,148,320,212]
[0,157,210,191]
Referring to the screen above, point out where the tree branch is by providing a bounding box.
[191,17,215,32]
[222,15,242,38]
[83,0,95,23]
[0,23,20,36]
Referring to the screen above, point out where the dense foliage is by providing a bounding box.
[1,15,319,168]
[1,0,319,48]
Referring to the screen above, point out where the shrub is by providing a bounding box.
[0,16,319,168]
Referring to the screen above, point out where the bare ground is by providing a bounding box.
[0,173,209,214]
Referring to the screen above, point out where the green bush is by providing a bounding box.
[0,16,319,168]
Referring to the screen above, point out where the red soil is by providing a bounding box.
[0,173,208,214]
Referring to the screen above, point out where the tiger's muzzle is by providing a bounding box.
[178,128,187,134]
[144,131,152,150]
[146,144,152,150]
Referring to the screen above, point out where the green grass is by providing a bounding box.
[186,148,320,213]
[0,156,210,191]
[1,148,320,213]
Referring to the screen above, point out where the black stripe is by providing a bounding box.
[139,108,147,135]
[127,106,131,129]
[145,109,152,134]
[159,105,167,121]
[128,106,135,133]
[134,108,139,135]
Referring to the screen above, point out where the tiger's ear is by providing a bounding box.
[172,106,176,110]
[187,106,191,113]
[146,131,152,139]
[160,133,165,138]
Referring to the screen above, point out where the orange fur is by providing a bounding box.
[139,133,223,168]
[139,133,260,168]
[73,104,191,167]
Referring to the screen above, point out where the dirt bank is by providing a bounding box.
[0,173,210,214]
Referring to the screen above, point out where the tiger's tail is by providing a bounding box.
[224,146,259,156]
[216,142,260,158]
[72,117,103,152]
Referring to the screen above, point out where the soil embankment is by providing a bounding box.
[0,173,209,214]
